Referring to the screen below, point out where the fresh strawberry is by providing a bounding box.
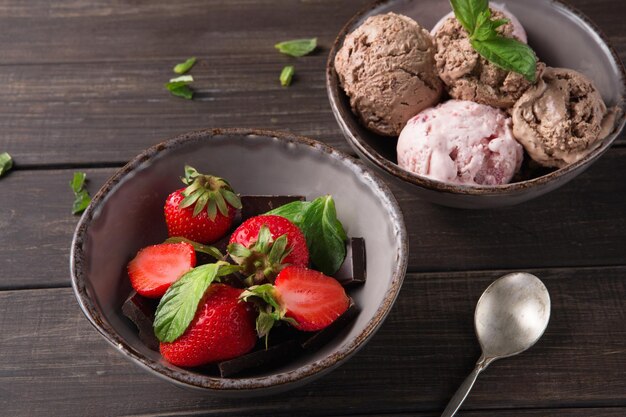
[164,165,242,244]
[241,266,349,335]
[160,284,257,367]
[228,215,309,284]
[127,242,196,298]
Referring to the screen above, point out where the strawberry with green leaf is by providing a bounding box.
[165,165,242,244]
[227,215,309,285]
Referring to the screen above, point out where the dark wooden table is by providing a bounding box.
[1,0,625,416]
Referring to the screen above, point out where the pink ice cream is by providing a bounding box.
[397,100,523,186]
[430,2,527,43]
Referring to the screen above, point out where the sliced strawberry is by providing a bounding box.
[275,266,350,331]
[241,266,350,335]
[127,242,196,298]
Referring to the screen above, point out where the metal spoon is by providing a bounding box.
[441,272,551,417]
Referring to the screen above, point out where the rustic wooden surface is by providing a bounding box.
[0,0,625,416]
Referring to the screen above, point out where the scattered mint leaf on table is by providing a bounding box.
[267,195,347,275]
[280,65,295,87]
[274,38,317,57]
[173,57,197,74]
[70,172,91,215]
[0,152,13,177]
[154,262,240,342]
[450,0,537,81]
[166,75,194,100]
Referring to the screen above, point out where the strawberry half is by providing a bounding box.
[127,242,196,298]
[228,215,309,285]
[165,165,242,244]
[241,266,350,337]
[160,284,257,367]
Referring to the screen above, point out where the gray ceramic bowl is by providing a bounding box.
[327,0,626,209]
[70,129,407,396]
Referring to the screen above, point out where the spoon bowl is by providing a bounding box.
[441,272,551,417]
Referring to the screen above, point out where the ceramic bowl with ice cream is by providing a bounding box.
[326,0,626,208]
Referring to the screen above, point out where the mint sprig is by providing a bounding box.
[70,172,91,215]
[267,195,347,275]
[274,38,317,57]
[153,261,241,342]
[450,0,537,81]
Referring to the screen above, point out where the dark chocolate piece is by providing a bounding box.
[334,237,366,286]
[121,291,160,351]
[218,339,301,378]
[241,195,305,221]
[301,299,360,351]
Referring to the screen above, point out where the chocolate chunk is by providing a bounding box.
[121,291,160,351]
[218,339,301,378]
[301,299,360,351]
[334,238,366,286]
[241,195,305,221]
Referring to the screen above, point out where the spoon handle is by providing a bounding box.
[440,357,489,417]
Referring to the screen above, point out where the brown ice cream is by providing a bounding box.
[512,67,617,168]
[434,11,539,109]
[334,13,443,137]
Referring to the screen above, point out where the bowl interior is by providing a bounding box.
[327,0,626,187]
[72,130,406,392]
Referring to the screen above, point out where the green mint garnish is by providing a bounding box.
[280,65,295,87]
[173,57,197,75]
[274,38,317,57]
[153,262,240,342]
[165,75,194,100]
[70,172,91,215]
[450,0,537,81]
[0,152,13,177]
[267,195,347,275]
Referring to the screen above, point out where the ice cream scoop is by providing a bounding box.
[397,100,523,186]
[512,67,618,168]
[433,7,539,109]
[334,12,443,137]
[431,2,527,43]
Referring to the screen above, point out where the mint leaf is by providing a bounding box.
[472,37,537,82]
[280,65,295,87]
[165,75,194,100]
[154,262,239,342]
[274,38,317,57]
[0,152,13,177]
[70,172,91,215]
[450,0,488,34]
[173,57,197,74]
[267,200,311,225]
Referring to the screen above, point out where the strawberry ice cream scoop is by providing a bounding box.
[397,100,523,186]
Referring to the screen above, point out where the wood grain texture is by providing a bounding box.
[2,147,626,289]
[0,0,623,165]
[0,267,624,416]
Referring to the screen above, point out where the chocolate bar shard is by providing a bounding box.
[122,291,160,351]
[218,339,301,378]
[241,195,305,221]
[334,237,366,286]
[301,299,360,351]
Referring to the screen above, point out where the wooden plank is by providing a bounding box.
[0,0,623,165]
[350,410,626,417]
[2,147,626,289]
[0,267,624,416]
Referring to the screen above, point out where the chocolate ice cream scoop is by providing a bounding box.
[512,67,618,168]
[334,12,443,137]
[434,10,539,109]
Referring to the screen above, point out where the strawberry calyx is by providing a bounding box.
[227,225,292,286]
[239,284,297,345]
[178,165,242,220]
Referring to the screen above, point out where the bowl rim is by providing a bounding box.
[326,0,626,196]
[70,128,408,392]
